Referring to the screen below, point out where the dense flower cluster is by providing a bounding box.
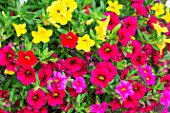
[0,0,170,112]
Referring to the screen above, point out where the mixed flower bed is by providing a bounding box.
[0,0,170,112]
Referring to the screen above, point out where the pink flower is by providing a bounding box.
[67,87,87,97]
[0,46,15,66]
[123,16,138,36]
[90,67,114,88]
[90,102,108,113]
[142,73,156,85]
[160,90,170,107]
[95,86,104,94]
[132,4,147,17]
[26,88,46,109]
[115,80,134,100]
[118,28,131,46]
[17,67,36,85]
[47,71,67,91]
[122,96,140,109]
[138,65,152,76]
[72,77,86,93]
[103,12,120,31]
[98,42,118,61]
[47,89,65,106]
[143,44,153,55]
[131,0,144,5]
[38,67,52,87]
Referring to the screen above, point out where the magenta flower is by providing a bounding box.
[72,77,86,93]
[0,46,16,66]
[131,82,146,99]
[138,65,152,76]
[103,12,120,31]
[132,4,147,17]
[90,102,108,113]
[47,71,67,91]
[118,28,131,46]
[123,16,138,36]
[17,67,36,85]
[142,73,156,85]
[38,67,52,87]
[98,42,118,61]
[115,80,134,100]
[160,90,170,107]
[26,88,46,109]
[131,52,147,66]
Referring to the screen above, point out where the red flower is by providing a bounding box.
[0,90,9,102]
[27,88,46,109]
[110,99,122,111]
[47,89,65,106]
[123,96,140,109]
[67,88,87,97]
[17,67,36,85]
[83,4,92,15]
[131,52,147,66]
[60,32,78,49]
[38,67,52,87]
[17,50,37,68]
[131,82,146,99]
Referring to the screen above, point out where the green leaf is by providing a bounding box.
[33,9,42,19]
[111,24,121,35]
[67,108,73,113]
[3,79,11,90]
[57,28,68,34]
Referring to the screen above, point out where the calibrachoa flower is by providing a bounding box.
[0,46,15,66]
[76,34,95,52]
[60,31,78,48]
[90,67,114,88]
[17,50,37,68]
[31,25,53,43]
[47,71,67,91]
[72,77,86,93]
[151,3,164,17]
[103,12,120,31]
[131,82,146,99]
[12,23,27,37]
[27,88,46,109]
[161,8,170,23]
[115,80,134,100]
[142,73,156,85]
[98,42,118,61]
[95,15,110,41]
[138,65,152,76]
[118,28,131,46]
[106,1,123,15]
[17,67,36,85]
[160,89,170,107]
[130,52,147,66]
[110,99,122,111]
[47,89,65,106]
[90,102,108,113]
[0,90,9,101]
[38,67,52,87]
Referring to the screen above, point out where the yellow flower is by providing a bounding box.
[156,35,170,55]
[31,25,53,43]
[46,0,75,25]
[151,3,164,17]
[12,23,27,37]
[106,0,123,15]
[62,0,77,12]
[161,8,170,23]
[95,15,110,41]
[86,19,94,25]
[152,22,168,36]
[76,34,95,52]
[4,69,15,75]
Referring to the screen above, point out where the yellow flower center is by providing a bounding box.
[105,48,111,52]
[7,53,12,58]
[144,70,147,74]
[76,82,79,86]
[98,75,105,81]
[53,93,58,97]
[24,56,30,60]
[146,77,150,80]
[121,88,126,92]
[33,95,38,100]
[67,36,72,39]
[54,79,59,83]
[26,71,31,75]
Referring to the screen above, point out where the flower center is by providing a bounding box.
[105,48,111,53]
[121,88,126,92]
[76,82,80,86]
[53,93,58,98]
[98,75,105,81]
[146,77,150,80]
[26,71,31,76]
[56,10,60,13]
[82,39,87,43]
[134,87,138,91]
[70,60,76,65]
[3,94,6,97]
[7,53,12,58]
[24,55,30,60]
[54,79,59,83]
[67,36,72,39]
[33,95,38,100]
[144,70,147,74]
